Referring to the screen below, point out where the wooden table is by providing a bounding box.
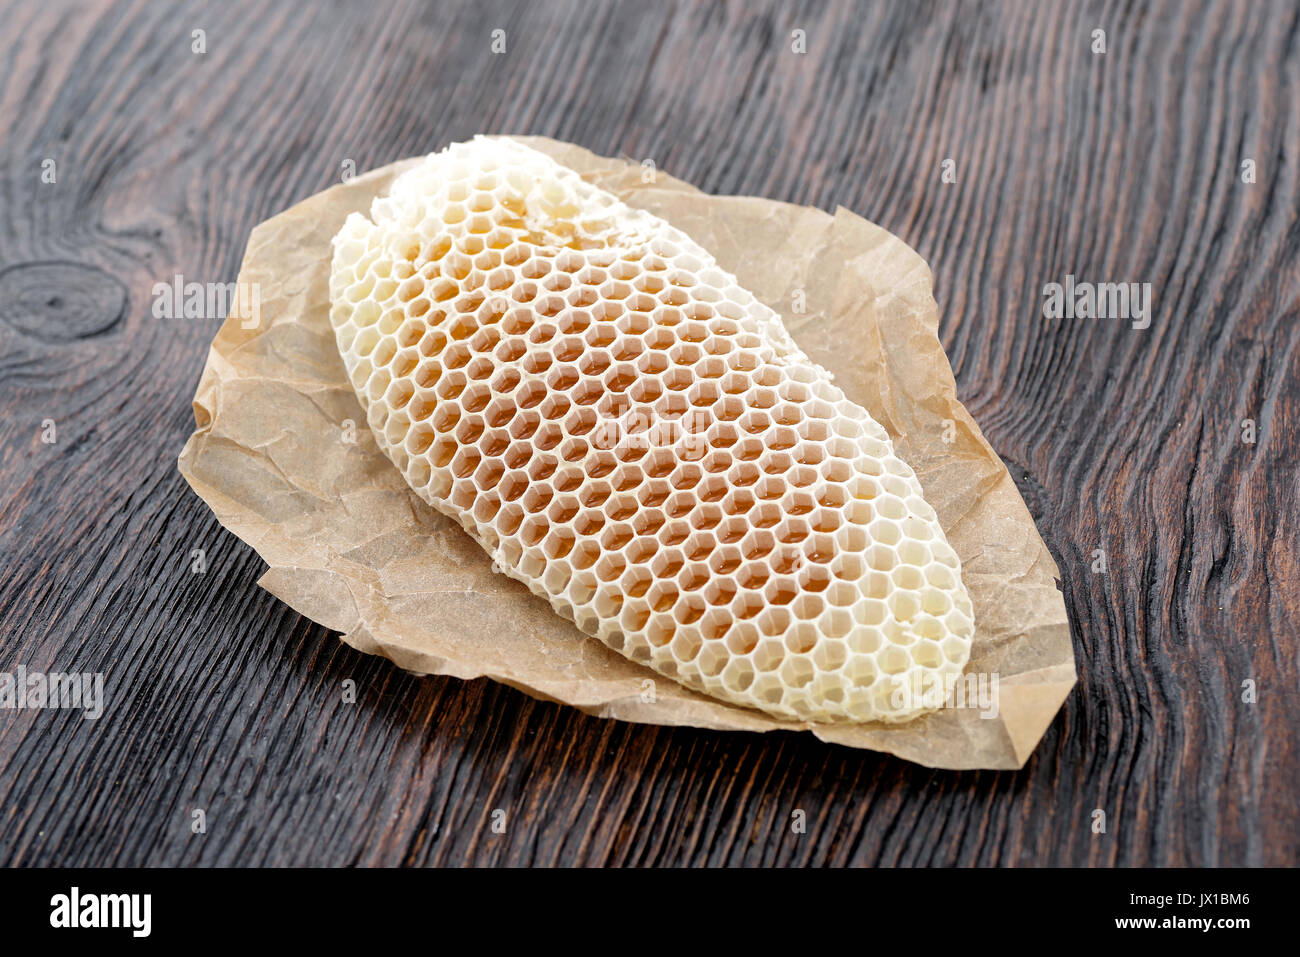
[1,0,1295,866]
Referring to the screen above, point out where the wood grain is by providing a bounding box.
[0,0,1296,866]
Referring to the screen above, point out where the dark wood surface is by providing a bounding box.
[1,0,1296,867]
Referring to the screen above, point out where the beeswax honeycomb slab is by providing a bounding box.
[179,137,1075,768]
[328,138,975,723]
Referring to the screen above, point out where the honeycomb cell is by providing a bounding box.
[329,136,974,724]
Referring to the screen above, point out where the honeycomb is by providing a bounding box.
[328,137,974,723]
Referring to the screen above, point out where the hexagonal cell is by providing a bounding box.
[695,475,728,504]
[676,562,710,594]
[714,396,745,423]
[538,392,571,421]
[599,521,635,552]
[867,516,902,547]
[877,645,912,677]
[670,628,702,663]
[790,592,825,621]
[577,349,612,378]
[700,448,732,474]
[875,493,908,521]
[836,522,869,553]
[702,576,737,608]
[797,534,832,567]
[774,517,810,546]
[521,484,554,515]
[906,639,941,669]
[736,562,772,592]
[517,544,545,580]
[642,323,674,350]
[789,469,819,493]
[726,461,761,490]
[669,462,702,491]
[495,502,525,537]
[405,422,437,457]
[672,591,707,626]
[502,440,533,471]
[944,603,974,633]
[526,324,558,352]
[429,436,457,469]
[640,448,674,480]
[541,561,572,595]
[688,503,723,532]
[631,510,665,537]
[527,454,559,484]
[543,526,577,561]
[659,491,692,521]
[891,565,925,592]
[822,580,857,608]
[900,514,936,543]
[565,570,598,607]
[768,426,799,451]
[704,421,738,450]
[451,446,482,480]
[645,578,680,614]
[557,436,588,464]
[810,671,850,706]
[688,380,721,409]
[592,587,622,619]
[805,504,841,535]
[817,609,853,642]
[923,561,957,591]
[623,537,657,568]
[695,641,728,678]
[733,436,765,462]
[569,540,601,571]
[763,575,800,607]
[509,411,542,443]
[473,493,501,525]
[478,427,510,459]
[634,478,670,509]
[577,480,612,509]
[570,380,604,407]
[796,563,832,594]
[603,492,638,522]
[931,543,961,570]
[473,458,506,491]
[936,631,966,664]
[897,539,931,569]
[887,589,921,623]
[740,528,776,561]
[747,637,785,673]
[753,475,785,502]
[749,673,785,707]
[595,553,629,582]
[879,474,911,500]
[858,571,893,603]
[584,322,617,349]
[637,534,682,577]
[780,653,815,689]
[682,531,716,562]
[708,546,742,576]
[606,561,649,599]
[558,310,592,338]
[546,493,580,525]
[668,341,701,366]
[610,333,645,361]
[464,356,495,384]
[720,657,756,694]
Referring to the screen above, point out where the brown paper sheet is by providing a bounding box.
[177,136,1075,769]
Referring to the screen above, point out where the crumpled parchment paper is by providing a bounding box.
[178,136,1075,769]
